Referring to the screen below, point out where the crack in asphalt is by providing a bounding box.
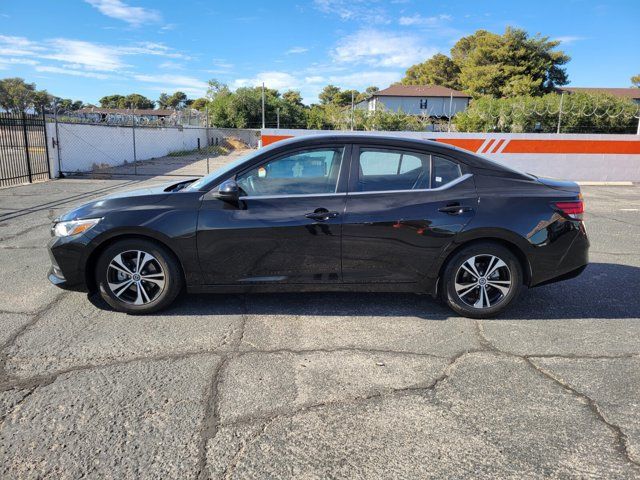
[475,319,640,472]
[526,358,640,469]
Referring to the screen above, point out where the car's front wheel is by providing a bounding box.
[442,242,522,319]
[95,239,183,314]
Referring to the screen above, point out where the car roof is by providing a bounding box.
[267,133,528,177]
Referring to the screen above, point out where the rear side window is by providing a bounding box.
[432,156,462,188]
[357,149,429,192]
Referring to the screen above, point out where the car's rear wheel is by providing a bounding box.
[442,242,522,319]
[96,239,183,314]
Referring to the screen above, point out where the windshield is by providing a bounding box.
[186,149,264,191]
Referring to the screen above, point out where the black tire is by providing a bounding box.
[441,242,523,319]
[95,238,183,314]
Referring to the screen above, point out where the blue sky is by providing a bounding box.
[0,0,638,105]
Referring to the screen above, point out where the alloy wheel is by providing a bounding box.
[106,250,166,305]
[454,254,512,309]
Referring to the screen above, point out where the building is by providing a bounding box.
[557,87,640,104]
[75,108,176,123]
[356,85,472,117]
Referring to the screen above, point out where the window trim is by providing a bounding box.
[233,144,350,198]
[350,144,467,195]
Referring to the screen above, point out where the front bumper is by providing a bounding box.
[47,234,91,291]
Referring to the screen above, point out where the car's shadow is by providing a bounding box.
[88,262,640,320]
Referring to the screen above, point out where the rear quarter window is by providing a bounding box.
[432,156,462,187]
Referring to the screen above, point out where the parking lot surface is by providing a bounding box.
[0,170,639,479]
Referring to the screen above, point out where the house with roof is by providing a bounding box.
[556,87,640,104]
[356,85,472,118]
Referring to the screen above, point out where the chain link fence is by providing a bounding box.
[47,118,260,178]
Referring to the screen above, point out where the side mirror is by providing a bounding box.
[217,179,239,201]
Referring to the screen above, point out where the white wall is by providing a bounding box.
[47,123,209,174]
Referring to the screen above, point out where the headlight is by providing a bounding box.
[53,218,102,237]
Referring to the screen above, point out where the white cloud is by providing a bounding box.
[232,72,299,91]
[85,0,161,26]
[0,57,39,66]
[0,35,44,57]
[286,47,309,55]
[44,39,125,71]
[211,58,234,69]
[553,36,586,45]
[332,29,438,68]
[34,65,110,79]
[313,0,390,24]
[133,74,209,96]
[399,14,452,26]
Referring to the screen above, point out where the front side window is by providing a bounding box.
[357,149,430,192]
[237,147,344,196]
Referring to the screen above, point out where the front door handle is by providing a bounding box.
[438,203,473,215]
[305,210,340,221]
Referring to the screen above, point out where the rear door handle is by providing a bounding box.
[305,211,339,221]
[438,204,473,215]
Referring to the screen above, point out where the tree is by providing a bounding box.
[365,86,379,95]
[282,90,303,106]
[402,53,461,89]
[124,93,154,109]
[400,28,570,98]
[166,91,188,109]
[318,85,341,105]
[157,93,170,109]
[190,98,208,110]
[632,74,640,88]
[99,94,126,109]
[0,78,37,113]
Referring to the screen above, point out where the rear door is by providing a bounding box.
[342,145,477,284]
[197,144,349,285]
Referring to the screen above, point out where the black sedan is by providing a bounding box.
[48,134,589,318]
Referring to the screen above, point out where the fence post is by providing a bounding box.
[54,104,63,177]
[637,115,640,135]
[447,92,453,132]
[556,92,564,134]
[131,106,138,175]
[21,112,33,183]
[42,109,51,179]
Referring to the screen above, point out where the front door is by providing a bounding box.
[197,145,349,285]
[342,145,477,284]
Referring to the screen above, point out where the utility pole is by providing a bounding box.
[557,92,564,134]
[447,92,453,132]
[276,107,280,129]
[350,91,355,131]
[261,82,266,129]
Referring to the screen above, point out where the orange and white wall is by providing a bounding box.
[261,129,640,182]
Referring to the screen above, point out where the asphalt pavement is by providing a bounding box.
[0,171,639,479]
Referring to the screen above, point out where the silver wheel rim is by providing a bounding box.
[107,250,166,305]
[454,254,512,309]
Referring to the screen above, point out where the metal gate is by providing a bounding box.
[0,112,51,188]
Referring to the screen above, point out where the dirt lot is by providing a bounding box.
[0,166,639,478]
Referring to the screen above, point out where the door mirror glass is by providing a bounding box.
[217,179,239,199]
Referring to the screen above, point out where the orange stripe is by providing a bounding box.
[261,134,293,146]
[490,139,505,153]
[482,139,495,153]
[502,139,640,154]
[435,139,485,152]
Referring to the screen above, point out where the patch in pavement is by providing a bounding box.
[0,247,62,313]
[218,350,449,423]
[1,355,221,479]
[206,352,640,479]
[239,293,481,356]
[531,356,640,465]
[4,293,243,378]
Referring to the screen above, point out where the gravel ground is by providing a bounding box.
[0,167,639,479]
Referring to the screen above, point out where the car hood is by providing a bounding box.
[55,179,197,222]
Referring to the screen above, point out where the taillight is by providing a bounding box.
[553,199,584,220]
